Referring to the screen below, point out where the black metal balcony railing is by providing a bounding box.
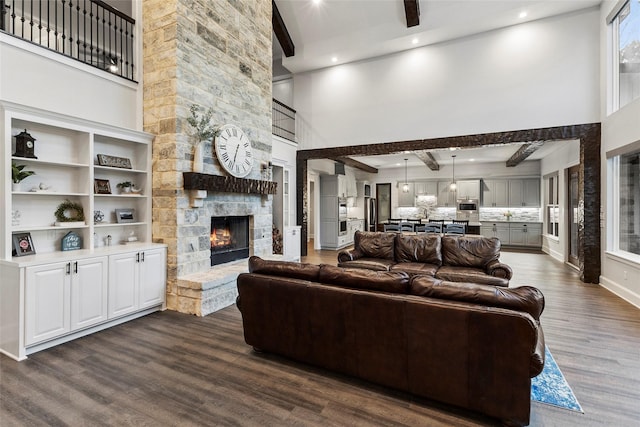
[1,0,136,81]
[272,98,296,142]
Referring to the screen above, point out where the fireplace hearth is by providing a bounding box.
[210,216,250,266]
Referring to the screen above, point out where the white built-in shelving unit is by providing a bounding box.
[0,101,166,361]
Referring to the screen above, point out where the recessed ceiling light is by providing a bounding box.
[412,38,419,45]
[396,163,402,166]
[519,11,528,19]
[469,159,475,162]
[312,0,321,5]
[331,56,338,63]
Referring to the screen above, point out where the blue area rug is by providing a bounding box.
[531,346,583,412]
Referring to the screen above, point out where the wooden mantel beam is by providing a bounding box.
[506,142,545,167]
[332,156,379,174]
[404,0,420,28]
[273,1,295,57]
[413,150,440,170]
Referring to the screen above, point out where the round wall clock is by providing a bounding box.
[214,124,254,178]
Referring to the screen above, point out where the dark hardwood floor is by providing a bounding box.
[2,241,640,426]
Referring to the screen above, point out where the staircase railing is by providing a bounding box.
[272,98,296,142]
[1,0,136,81]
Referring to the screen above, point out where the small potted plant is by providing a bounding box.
[11,161,36,191]
[117,181,134,194]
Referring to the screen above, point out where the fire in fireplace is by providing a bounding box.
[210,216,250,266]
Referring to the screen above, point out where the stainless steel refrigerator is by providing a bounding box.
[365,197,377,232]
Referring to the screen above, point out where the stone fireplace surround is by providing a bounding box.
[174,190,273,317]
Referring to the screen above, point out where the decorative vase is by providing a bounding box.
[12,182,20,192]
[193,141,204,173]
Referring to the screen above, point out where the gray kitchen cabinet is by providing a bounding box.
[456,180,481,200]
[480,222,510,242]
[437,181,456,207]
[398,182,415,207]
[482,180,509,207]
[499,178,541,207]
[414,181,438,196]
[509,223,542,247]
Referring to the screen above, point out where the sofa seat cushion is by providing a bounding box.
[435,266,509,287]
[409,276,545,321]
[338,257,396,271]
[249,256,320,281]
[319,264,410,293]
[394,234,442,265]
[441,235,500,269]
[390,262,438,277]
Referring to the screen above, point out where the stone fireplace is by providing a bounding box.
[142,1,273,316]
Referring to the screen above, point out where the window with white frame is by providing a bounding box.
[610,148,640,257]
[545,174,559,237]
[610,0,640,111]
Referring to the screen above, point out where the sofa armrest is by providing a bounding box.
[530,324,546,377]
[486,260,513,280]
[338,248,364,263]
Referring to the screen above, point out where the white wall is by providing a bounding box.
[540,140,580,262]
[272,135,298,229]
[599,2,640,308]
[293,8,600,150]
[272,78,294,107]
[0,36,140,130]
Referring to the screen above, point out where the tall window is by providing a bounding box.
[611,0,640,110]
[619,150,640,255]
[545,174,559,237]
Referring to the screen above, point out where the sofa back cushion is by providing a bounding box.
[248,256,320,282]
[410,276,545,320]
[319,264,410,294]
[354,231,396,260]
[441,235,500,268]
[395,234,442,265]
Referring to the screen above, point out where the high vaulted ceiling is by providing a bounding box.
[273,0,601,75]
[272,0,600,171]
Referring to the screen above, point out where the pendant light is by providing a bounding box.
[402,158,409,193]
[450,155,457,191]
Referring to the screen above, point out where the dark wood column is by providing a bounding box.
[580,123,602,283]
[296,156,308,256]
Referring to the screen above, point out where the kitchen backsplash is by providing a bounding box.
[480,208,541,222]
[396,205,541,222]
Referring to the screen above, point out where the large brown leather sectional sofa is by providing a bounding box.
[237,256,546,426]
[338,231,513,286]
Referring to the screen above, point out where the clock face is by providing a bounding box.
[214,124,253,178]
[26,141,33,149]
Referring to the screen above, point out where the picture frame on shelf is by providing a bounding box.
[97,154,132,169]
[94,179,112,194]
[12,232,36,256]
[115,209,136,223]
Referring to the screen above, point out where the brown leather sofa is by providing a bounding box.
[337,231,513,286]
[237,256,545,426]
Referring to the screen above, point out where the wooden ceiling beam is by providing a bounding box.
[332,156,379,174]
[413,150,440,170]
[404,0,420,28]
[506,142,545,167]
[273,1,295,57]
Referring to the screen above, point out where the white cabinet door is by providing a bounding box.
[108,252,139,318]
[509,224,527,246]
[522,179,541,207]
[437,181,455,207]
[284,226,302,261]
[456,180,480,200]
[139,248,167,309]
[398,183,415,207]
[483,180,509,207]
[71,256,108,330]
[25,262,71,345]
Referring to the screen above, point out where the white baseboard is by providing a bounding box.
[600,276,640,309]
[542,246,564,263]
